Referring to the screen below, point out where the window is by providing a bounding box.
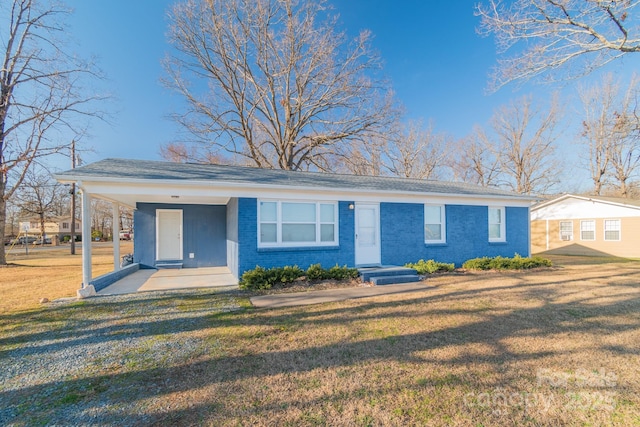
[559,221,573,241]
[258,200,338,247]
[424,204,446,243]
[580,220,595,241]
[62,222,69,229]
[488,206,505,242]
[604,219,621,241]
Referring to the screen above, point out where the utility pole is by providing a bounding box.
[70,140,76,255]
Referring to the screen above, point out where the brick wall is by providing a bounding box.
[237,198,355,275]
[381,203,530,266]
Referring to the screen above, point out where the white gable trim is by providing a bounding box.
[531,195,640,220]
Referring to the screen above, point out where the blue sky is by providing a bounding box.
[64,0,637,191]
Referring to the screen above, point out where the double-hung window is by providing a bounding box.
[580,220,595,241]
[258,200,338,247]
[488,206,505,242]
[424,204,446,243]
[604,219,621,241]
[559,221,573,241]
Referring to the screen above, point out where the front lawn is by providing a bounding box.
[1,258,639,425]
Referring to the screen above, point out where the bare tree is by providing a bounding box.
[609,87,640,197]
[384,121,449,180]
[0,0,104,263]
[164,0,395,171]
[160,142,226,164]
[339,135,387,176]
[477,0,640,90]
[90,199,112,240]
[450,128,502,187]
[13,167,68,239]
[578,74,640,196]
[577,74,621,194]
[490,96,562,194]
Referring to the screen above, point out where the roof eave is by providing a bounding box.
[55,173,536,203]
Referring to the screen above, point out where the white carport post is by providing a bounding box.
[113,202,120,271]
[78,186,96,298]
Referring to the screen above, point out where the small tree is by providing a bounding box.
[13,167,68,239]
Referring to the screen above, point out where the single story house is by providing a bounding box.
[531,194,640,258]
[55,158,535,289]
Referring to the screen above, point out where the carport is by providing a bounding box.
[54,159,240,297]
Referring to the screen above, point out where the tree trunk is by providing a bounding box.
[594,180,602,196]
[39,212,46,241]
[0,191,6,265]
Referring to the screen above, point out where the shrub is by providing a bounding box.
[239,265,303,290]
[405,259,455,275]
[239,266,277,290]
[240,263,358,290]
[306,263,329,281]
[327,264,359,280]
[306,263,358,281]
[462,254,552,270]
[280,265,304,283]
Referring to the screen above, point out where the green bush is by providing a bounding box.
[239,266,276,290]
[327,264,359,280]
[462,254,552,270]
[405,259,455,274]
[306,263,359,281]
[240,263,360,290]
[306,263,329,280]
[280,265,304,283]
[239,265,303,290]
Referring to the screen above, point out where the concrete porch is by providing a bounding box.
[97,266,238,295]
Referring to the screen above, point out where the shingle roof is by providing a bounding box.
[56,158,533,200]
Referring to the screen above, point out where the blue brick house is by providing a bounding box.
[56,158,534,285]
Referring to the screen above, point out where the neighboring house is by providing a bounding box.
[531,194,640,258]
[55,158,535,283]
[18,216,82,239]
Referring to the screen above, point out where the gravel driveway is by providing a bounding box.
[0,288,244,426]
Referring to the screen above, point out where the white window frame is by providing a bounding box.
[604,219,621,241]
[258,200,339,248]
[424,204,446,244]
[559,221,573,241]
[580,220,596,241]
[488,206,506,242]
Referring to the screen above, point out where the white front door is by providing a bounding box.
[156,209,183,260]
[355,203,381,266]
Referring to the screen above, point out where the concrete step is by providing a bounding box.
[155,262,183,269]
[359,266,418,282]
[370,275,421,286]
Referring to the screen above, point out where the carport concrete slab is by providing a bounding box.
[98,267,238,295]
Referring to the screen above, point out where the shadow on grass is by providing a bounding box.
[1,266,639,424]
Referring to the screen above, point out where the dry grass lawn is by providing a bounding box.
[1,254,639,425]
[0,242,133,314]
